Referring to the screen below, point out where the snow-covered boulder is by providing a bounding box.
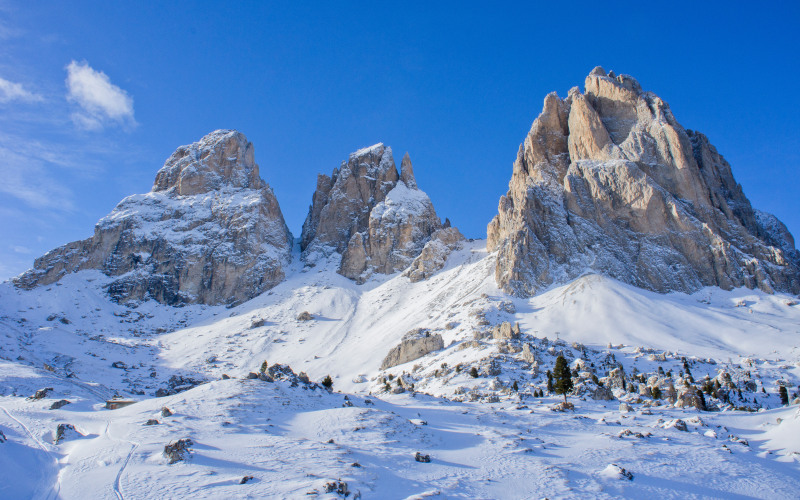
[381,328,444,370]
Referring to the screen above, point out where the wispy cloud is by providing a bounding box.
[0,142,75,211]
[66,60,136,131]
[0,76,42,103]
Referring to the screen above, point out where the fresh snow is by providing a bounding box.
[1,240,799,498]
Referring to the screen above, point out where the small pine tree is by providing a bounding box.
[553,355,573,403]
[260,360,268,373]
[652,386,662,400]
[511,380,519,392]
[469,367,479,378]
[779,385,789,405]
[321,375,333,390]
[546,370,554,393]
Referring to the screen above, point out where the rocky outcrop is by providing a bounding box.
[491,321,520,340]
[15,130,293,306]
[380,328,444,370]
[403,227,464,282]
[302,144,459,282]
[487,67,800,296]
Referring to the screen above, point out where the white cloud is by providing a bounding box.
[0,77,43,103]
[65,60,136,130]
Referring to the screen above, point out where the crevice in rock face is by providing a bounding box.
[488,67,800,297]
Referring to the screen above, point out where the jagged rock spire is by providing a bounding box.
[400,152,418,189]
[301,145,461,283]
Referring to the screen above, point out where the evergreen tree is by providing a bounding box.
[259,360,268,373]
[321,375,333,390]
[779,385,789,405]
[546,370,554,393]
[652,386,662,400]
[553,355,573,403]
[511,380,519,392]
[469,367,479,378]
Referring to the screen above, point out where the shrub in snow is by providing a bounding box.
[297,311,314,321]
[145,419,159,426]
[164,438,193,464]
[415,452,431,463]
[779,386,789,405]
[322,479,350,496]
[321,375,333,390]
[0,429,6,443]
[161,407,173,417]
[239,475,254,484]
[260,360,268,373]
[469,367,479,378]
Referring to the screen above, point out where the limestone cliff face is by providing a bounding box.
[488,67,800,296]
[15,130,293,306]
[301,145,460,282]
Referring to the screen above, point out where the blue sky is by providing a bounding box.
[1,2,799,279]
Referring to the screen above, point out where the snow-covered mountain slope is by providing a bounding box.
[1,241,800,498]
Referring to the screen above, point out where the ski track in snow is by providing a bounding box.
[0,406,61,500]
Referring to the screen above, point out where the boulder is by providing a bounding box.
[381,329,444,370]
[676,389,707,411]
[49,400,71,410]
[403,227,465,282]
[54,423,77,444]
[164,438,193,464]
[604,368,626,390]
[592,385,614,401]
[492,321,519,340]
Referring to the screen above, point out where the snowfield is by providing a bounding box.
[1,240,799,499]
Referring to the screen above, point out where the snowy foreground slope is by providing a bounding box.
[1,241,800,498]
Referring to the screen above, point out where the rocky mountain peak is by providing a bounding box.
[15,130,293,306]
[152,129,263,196]
[488,68,800,297]
[302,145,461,283]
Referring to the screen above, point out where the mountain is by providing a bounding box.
[487,67,800,297]
[2,71,800,498]
[301,143,462,283]
[14,130,293,306]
